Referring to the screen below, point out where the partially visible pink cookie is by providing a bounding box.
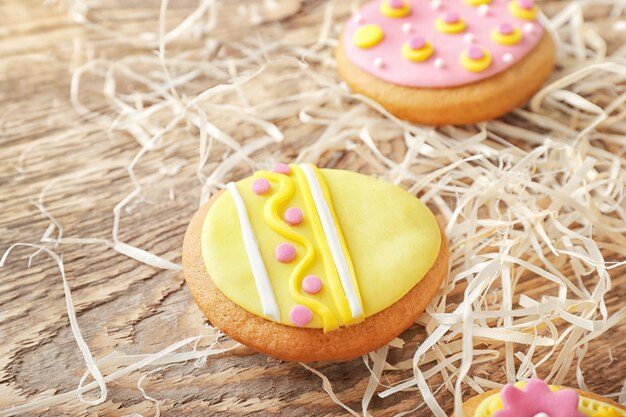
[455,378,626,417]
[336,0,556,125]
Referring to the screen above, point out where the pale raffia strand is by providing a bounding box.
[2,0,626,416]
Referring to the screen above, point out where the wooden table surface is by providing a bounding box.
[1,0,625,416]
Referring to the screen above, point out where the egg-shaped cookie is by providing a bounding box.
[336,0,556,125]
[182,164,448,361]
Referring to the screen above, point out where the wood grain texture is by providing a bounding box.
[0,1,624,416]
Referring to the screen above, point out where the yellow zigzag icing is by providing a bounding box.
[256,165,364,331]
[256,170,340,332]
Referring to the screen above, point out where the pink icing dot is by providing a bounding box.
[408,36,426,50]
[289,305,313,327]
[275,243,296,263]
[284,207,303,225]
[443,12,460,24]
[252,178,270,195]
[302,275,323,294]
[468,46,485,60]
[518,0,534,10]
[388,0,404,9]
[499,22,514,35]
[273,163,291,175]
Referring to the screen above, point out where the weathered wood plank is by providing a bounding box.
[1,0,624,416]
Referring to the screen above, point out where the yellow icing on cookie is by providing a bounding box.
[464,0,491,5]
[592,406,624,417]
[256,170,340,332]
[353,24,384,48]
[201,167,441,330]
[435,17,467,34]
[508,0,538,20]
[291,165,360,325]
[460,48,492,72]
[474,384,626,417]
[402,42,435,62]
[311,165,364,324]
[491,27,523,45]
[380,0,411,18]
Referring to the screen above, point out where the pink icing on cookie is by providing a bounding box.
[284,207,303,225]
[273,163,291,175]
[252,178,270,195]
[494,378,585,417]
[289,305,313,326]
[342,0,544,88]
[302,275,323,294]
[275,243,296,263]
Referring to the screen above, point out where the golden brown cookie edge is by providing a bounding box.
[182,190,449,362]
[335,33,556,126]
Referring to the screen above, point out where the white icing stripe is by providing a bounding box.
[300,164,363,318]
[226,182,280,321]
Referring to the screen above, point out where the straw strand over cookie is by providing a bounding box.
[2,0,625,416]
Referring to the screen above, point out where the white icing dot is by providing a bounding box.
[533,413,550,417]
[434,58,445,69]
[402,22,412,33]
[523,22,535,33]
[430,0,442,10]
[374,57,384,68]
[463,33,475,44]
[353,13,364,23]
[478,4,490,15]
[503,53,514,63]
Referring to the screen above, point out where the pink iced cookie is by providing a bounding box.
[342,0,545,88]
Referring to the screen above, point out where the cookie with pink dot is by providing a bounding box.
[336,0,556,125]
[182,163,449,361]
[453,378,626,417]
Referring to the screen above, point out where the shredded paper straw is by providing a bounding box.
[2,0,625,415]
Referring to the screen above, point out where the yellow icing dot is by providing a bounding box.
[460,48,492,72]
[491,26,523,45]
[464,0,491,5]
[508,0,539,20]
[435,17,467,34]
[380,0,411,18]
[352,24,384,49]
[402,42,435,62]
